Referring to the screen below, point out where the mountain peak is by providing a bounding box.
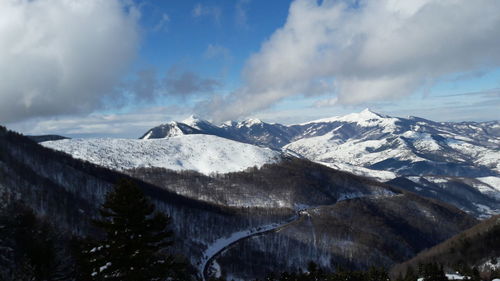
[240,118,264,127]
[182,114,204,124]
[181,115,213,128]
[337,108,390,122]
[360,108,377,115]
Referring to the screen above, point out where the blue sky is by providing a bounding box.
[1,0,499,138]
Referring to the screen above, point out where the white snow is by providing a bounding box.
[300,109,398,133]
[237,118,263,128]
[161,123,185,137]
[417,273,468,281]
[317,161,397,181]
[141,122,186,139]
[470,176,500,200]
[424,176,450,184]
[478,177,500,192]
[142,131,153,139]
[284,111,499,196]
[447,140,500,172]
[42,134,281,175]
[182,115,209,130]
[402,131,442,151]
[284,133,423,169]
[445,273,467,280]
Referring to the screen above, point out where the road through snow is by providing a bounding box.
[200,213,303,281]
[199,192,398,280]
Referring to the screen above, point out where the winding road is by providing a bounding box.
[200,210,309,281]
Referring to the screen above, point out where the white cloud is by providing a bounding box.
[202,0,500,121]
[10,105,190,138]
[153,13,170,32]
[192,3,222,23]
[0,0,140,123]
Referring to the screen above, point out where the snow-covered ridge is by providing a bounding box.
[299,108,397,127]
[41,135,282,175]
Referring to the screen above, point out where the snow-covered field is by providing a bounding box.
[42,135,281,175]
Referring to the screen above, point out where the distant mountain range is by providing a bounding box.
[43,109,498,218]
[1,125,479,280]
[141,109,499,180]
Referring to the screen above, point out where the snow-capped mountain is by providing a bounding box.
[42,134,281,175]
[285,109,499,178]
[139,109,500,217]
[141,109,499,179]
[281,109,500,216]
[142,115,298,148]
[140,121,203,139]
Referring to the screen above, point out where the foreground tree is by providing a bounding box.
[79,180,180,281]
[0,202,72,281]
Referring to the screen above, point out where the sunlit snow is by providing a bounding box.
[42,134,281,175]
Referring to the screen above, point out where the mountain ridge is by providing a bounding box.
[134,109,500,218]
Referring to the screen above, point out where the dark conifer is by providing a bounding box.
[80,180,179,281]
[0,202,70,281]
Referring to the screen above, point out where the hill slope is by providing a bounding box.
[392,215,500,278]
[42,135,282,175]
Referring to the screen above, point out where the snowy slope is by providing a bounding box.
[285,109,500,176]
[42,134,282,175]
[300,108,399,133]
[282,110,500,216]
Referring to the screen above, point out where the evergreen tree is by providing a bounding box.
[0,202,70,281]
[418,263,447,281]
[366,266,389,281]
[402,266,417,281]
[79,180,179,281]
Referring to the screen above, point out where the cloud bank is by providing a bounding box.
[0,0,140,123]
[203,0,500,121]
